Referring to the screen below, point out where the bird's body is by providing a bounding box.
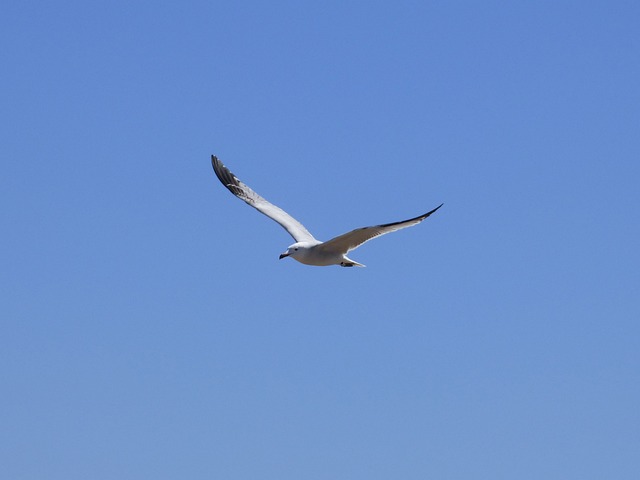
[277,240,365,267]
[211,155,442,267]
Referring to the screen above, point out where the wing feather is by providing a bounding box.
[319,204,443,254]
[211,155,316,242]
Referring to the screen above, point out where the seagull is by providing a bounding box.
[211,155,442,267]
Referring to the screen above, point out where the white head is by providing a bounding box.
[279,242,306,260]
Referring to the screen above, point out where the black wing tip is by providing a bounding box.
[210,154,241,194]
[426,203,444,217]
[404,203,443,224]
[211,154,221,170]
[210,154,225,180]
[373,203,443,230]
[414,203,443,221]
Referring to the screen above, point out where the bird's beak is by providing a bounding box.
[279,253,289,260]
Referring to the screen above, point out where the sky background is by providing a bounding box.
[2,1,639,479]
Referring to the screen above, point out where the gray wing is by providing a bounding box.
[211,155,316,243]
[319,204,443,254]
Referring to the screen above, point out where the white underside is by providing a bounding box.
[289,245,364,267]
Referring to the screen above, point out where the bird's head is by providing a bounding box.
[279,242,305,260]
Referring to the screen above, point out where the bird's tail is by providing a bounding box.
[340,257,366,267]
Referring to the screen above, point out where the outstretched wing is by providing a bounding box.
[211,155,316,243]
[319,204,443,254]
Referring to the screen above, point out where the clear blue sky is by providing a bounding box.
[2,1,639,478]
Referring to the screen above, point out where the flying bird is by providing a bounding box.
[211,155,442,267]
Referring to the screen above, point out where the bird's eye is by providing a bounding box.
[294,248,298,251]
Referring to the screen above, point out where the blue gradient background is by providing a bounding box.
[2,2,639,479]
